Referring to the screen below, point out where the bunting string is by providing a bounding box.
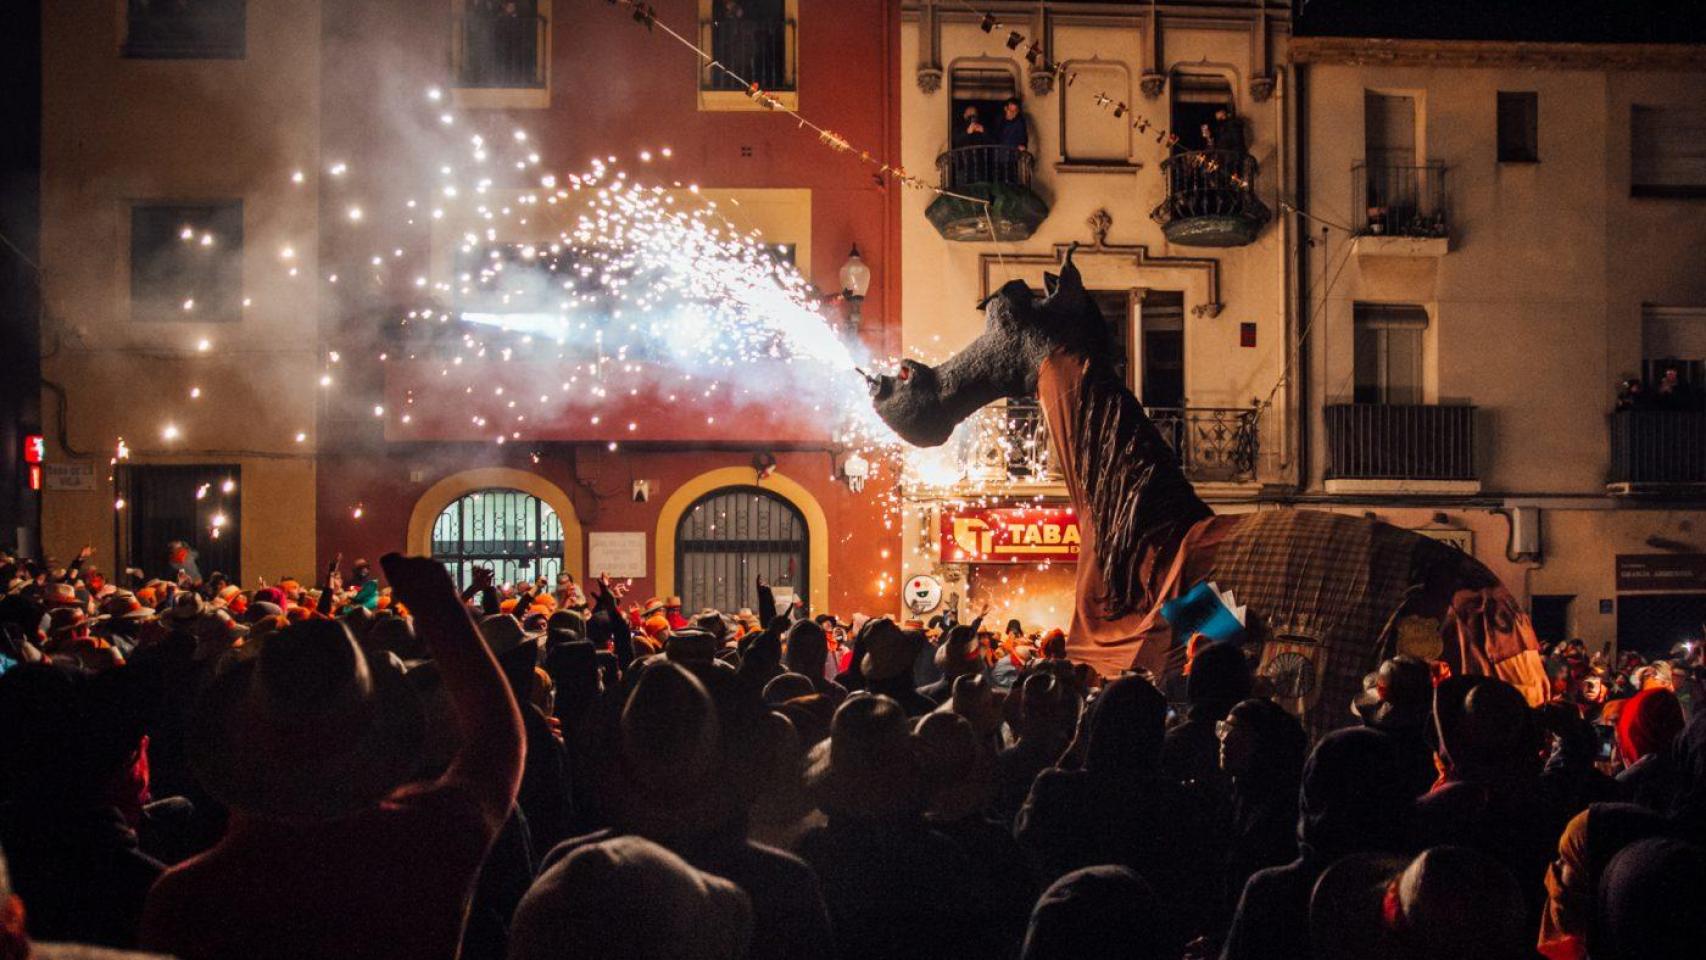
[606,0,993,205]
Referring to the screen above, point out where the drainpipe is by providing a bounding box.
[1289,61,1311,492]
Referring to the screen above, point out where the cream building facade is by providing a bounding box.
[1291,31,1706,655]
[895,0,1295,627]
[38,2,321,583]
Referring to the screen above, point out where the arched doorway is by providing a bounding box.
[675,485,808,614]
[431,487,565,590]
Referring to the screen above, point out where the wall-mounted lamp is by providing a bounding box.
[837,243,871,337]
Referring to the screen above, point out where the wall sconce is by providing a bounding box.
[837,243,871,337]
[752,451,778,481]
[841,450,870,492]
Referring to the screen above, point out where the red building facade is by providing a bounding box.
[314,0,904,617]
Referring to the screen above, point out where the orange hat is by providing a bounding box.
[644,613,670,640]
[642,597,666,618]
[137,586,159,608]
[499,597,520,614]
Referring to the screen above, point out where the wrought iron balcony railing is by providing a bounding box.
[955,400,1259,486]
[1354,162,1449,238]
[702,18,797,91]
[1325,403,1476,481]
[1150,150,1271,247]
[927,146,1049,242]
[937,145,1037,192]
[457,11,547,88]
[1609,409,1706,488]
[124,0,246,59]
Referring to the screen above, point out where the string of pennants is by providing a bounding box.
[608,0,990,204]
[950,0,1249,188]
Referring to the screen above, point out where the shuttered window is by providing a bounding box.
[1632,105,1706,198]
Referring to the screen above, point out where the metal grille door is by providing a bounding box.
[431,488,565,590]
[676,486,807,615]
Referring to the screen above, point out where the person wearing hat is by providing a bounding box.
[663,595,690,631]
[1613,686,1686,809]
[798,693,1006,960]
[919,622,984,705]
[1016,675,1220,952]
[993,672,1081,827]
[139,553,525,960]
[1412,676,1562,932]
[846,618,934,716]
[913,711,1037,949]
[1217,698,1308,922]
[512,836,752,960]
[1021,865,1166,960]
[1309,845,1532,960]
[547,661,835,960]
[1351,655,1438,801]
[0,662,162,949]
[1221,727,1412,960]
[42,608,121,673]
[1160,639,1252,799]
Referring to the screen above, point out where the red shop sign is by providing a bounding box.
[941,506,1080,564]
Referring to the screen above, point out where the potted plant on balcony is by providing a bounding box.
[1366,205,1387,235]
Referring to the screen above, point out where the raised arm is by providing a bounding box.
[381,553,524,830]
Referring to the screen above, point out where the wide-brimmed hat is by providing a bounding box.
[1309,847,1529,960]
[509,835,752,960]
[857,618,921,682]
[1352,655,1434,728]
[913,711,991,821]
[933,623,983,673]
[664,628,719,663]
[99,591,155,622]
[762,671,817,706]
[936,672,1006,739]
[187,618,425,821]
[665,595,684,608]
[479,613,543,657]
[165,591,207,621]
[45,582,81,607]
[46,606,100,637]
[1433,675,1531,777]
[804,692,920,817]
[642,597,666,618]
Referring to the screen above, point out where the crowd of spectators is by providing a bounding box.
[1,546,1703,959]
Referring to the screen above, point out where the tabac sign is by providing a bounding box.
[941,507,1081,564]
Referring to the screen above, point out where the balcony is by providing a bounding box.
[702,18,796,92]
[1352,162,1450,257]
[456,9,546,88]
[1324,403,1478,494]
[1608,409,1706,494]
[932,399,1258,491]
[925,146,1050,242]
[1149,151,1271,248]
[123,0,246,59]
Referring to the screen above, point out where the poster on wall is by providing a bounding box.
[588,532,648,579]
[941,506,1081,564]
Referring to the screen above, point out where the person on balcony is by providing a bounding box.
[998,97,1030,152]
[953,105,990,150]
[1205,106,1247,156]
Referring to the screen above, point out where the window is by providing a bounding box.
[1530,595,1574,645]
[1497,92,1539,163]
[1060,62,1132,164]
[130,202,243,323]
[704,0,794,93]
[124,0,246,59]
[1353,303,1428,405]
[432,488,564,590]
[1138,290,1185,408]
[456,0,545,88]
[114,464,241,584]
[675,486,807,614]
[1171,73,1236,153]
[1632,106,1706,197]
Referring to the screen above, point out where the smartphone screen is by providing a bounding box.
[1594,723,1617,762]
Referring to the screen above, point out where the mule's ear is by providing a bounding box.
[1042,272,1060,296]
[1058,242,1085,292]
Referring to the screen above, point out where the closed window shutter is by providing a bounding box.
[1632,106,1706,195]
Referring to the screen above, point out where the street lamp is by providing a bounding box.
[837,244,871,336]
